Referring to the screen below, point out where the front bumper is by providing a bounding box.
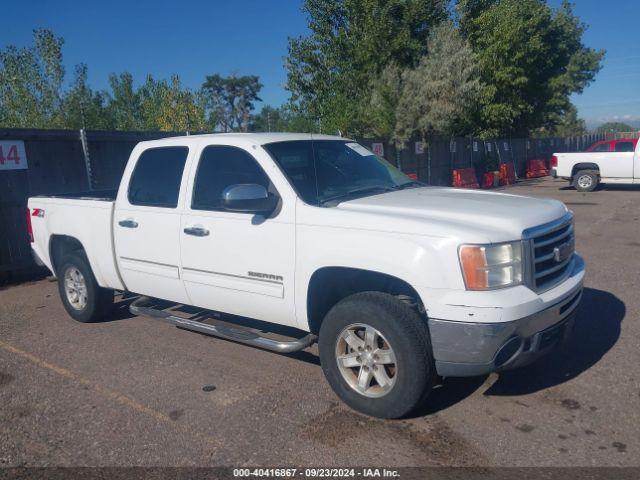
[428,269,583,377]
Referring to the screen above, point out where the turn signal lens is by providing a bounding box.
[459,242,523,290]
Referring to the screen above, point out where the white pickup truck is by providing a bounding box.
[28,133,584,418]
[551,138,640,191]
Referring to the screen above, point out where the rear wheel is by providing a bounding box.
[318,292,435,419]
[573,170,599,192]
[57,253,113,323]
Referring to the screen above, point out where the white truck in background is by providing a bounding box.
[551,138,640,191]
[28,133,584,418]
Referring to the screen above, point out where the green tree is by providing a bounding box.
[202,74,262,132]
[105,72,142,130]
[250,105,284,132]
[60,63,110,129]
[538,104,586,137]
[368,63,403,140]
[0,29,65,128]
[139,75,207,132]
[394,24,481,145]
[460,0,604,137]
[249,104,317,132]
[285,0,448,135]
[595,122,636,134]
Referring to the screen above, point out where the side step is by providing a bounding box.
[129,297,317,353]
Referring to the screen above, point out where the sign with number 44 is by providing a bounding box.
[0,141,28,170]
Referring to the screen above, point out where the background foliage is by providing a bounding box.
[0,1,613,139]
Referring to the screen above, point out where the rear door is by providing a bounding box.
[113,145,191,303]
[179,142,297,327]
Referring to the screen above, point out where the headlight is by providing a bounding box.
[459,241,523,290]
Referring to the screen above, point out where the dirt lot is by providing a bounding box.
[1,177,639,467]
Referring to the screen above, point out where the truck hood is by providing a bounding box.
[336,187,568,242]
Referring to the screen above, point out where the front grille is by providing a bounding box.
[525,214,575,292]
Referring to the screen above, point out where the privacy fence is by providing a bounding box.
[0,128,606,274]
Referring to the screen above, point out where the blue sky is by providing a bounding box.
[2,0,639,128]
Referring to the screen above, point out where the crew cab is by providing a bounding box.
[28,133,584,418]
[551,137,640,191]
[585,138,637,153]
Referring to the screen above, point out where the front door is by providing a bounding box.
[113,145,191,304]
[179,144,296,327]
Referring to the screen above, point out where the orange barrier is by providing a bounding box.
[481,172,497,189]
[452,168,480,189]
[526,159,549,178]
[499,163,516,186]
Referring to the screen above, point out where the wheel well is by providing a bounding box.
[571,163,600,177]
[49,235,86,276]
[306,267,422,334]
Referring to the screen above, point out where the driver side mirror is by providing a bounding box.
[222,184,279,215]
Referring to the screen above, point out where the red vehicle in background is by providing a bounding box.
[585,138,638,153]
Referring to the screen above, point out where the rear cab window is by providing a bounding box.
[614,141,635,152]
[590,143,611,152]
[128,147,189,208]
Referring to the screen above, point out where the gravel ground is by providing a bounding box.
[0,177,638,468]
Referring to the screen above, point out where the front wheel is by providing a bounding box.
[573,170,599,192]
[318,292,435,419]
[57,253,113,323]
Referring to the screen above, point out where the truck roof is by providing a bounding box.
[137,132,350,148]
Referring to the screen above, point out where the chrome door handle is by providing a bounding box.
[183,226,210,237]
[118,219,138,228]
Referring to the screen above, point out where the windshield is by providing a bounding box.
[263,140,422,205]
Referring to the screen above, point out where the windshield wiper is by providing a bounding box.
[319,185,396,205]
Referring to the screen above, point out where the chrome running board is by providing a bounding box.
[129,296,317,353]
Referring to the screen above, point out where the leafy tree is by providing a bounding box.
[249,105,284,132]
[368,63,403,140]
[595,122,636,134]
[456,0,497,36]
[0,29,65,128]
[138,75,207,132]
[202,74,262,132]
[546,105,586,137]
[394,24,481,145]
[60,63,110,129]
[459,0,604,137]
[285,0,448,135]
[249,104,317,132]
[105,72,142,130]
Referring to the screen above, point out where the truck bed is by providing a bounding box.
[28,193,124,291]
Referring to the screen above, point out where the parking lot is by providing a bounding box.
[0,176,638,467]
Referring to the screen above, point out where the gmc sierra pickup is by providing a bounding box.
[28,133,584,418]
[551,137,640,191]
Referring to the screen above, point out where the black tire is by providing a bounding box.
[318,292,435,419]
[573,170,599,192]
[57,252,113,323]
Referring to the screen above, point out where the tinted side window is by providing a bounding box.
[128,147,188,208]
[592,143,610,152]
[615,142,634,152]
[192,145,271,211]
